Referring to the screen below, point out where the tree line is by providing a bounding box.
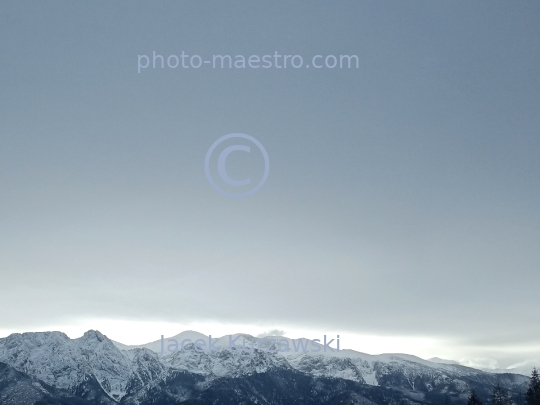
[468,368,540,405]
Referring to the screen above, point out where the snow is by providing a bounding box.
[0,328,531,402]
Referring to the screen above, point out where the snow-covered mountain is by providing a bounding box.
[0,330,131,400]
[0,329,532,405]
[428,357,461,365]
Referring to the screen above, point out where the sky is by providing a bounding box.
[1,1,539,371]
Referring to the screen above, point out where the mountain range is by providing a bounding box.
[0,330,533,405]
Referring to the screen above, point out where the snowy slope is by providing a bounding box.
[0,330,132,400]
[0,329,533,405]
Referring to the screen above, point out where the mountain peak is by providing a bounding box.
[0,328,533,405]
[80,329,108,341]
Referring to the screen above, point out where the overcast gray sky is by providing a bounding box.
[1,1,539,370]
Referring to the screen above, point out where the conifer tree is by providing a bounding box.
[491,383,512,405]
[468,389,484,405]
[526,368,540,405]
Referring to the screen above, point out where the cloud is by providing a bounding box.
[257,329,286,338]
[459,357,500,370]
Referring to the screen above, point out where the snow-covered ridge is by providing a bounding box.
[0,329,532,404]
[116,331,499,376]
[0,330,132,400]
[124,331,538,377]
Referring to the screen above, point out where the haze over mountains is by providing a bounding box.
[0,329,535,405]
